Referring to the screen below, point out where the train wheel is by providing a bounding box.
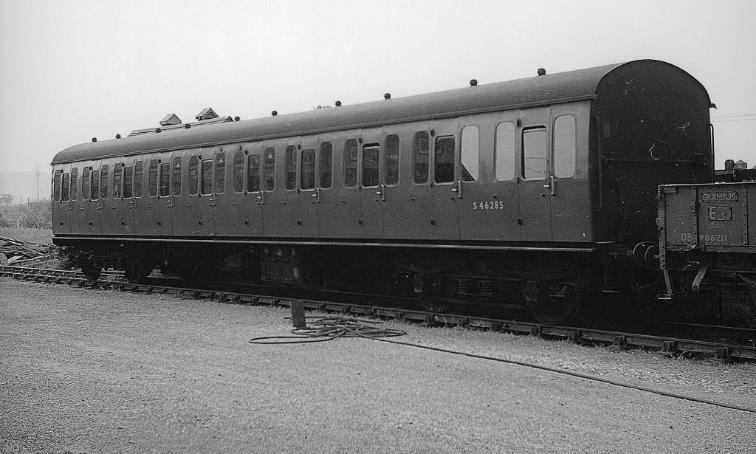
[415,274,452,313]
[124,260,152,283]
[82,267,101,282]
[524,281,582,325]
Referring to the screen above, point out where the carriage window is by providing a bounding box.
[413,132,429,184]
[344,139,358,187]
[362,145,379,187]
[53,171,61,201]
[263,148,275,191]
[434,136,455,183]
[123,165,133,198]
[201,159,213,195]
[461,126,479,182]
[148,160,158,197]
[188,156,199,195]
[159,162,170,197]
[285,146,297,190]
[522,127,547,180]
[81,167,91,200]
[495,122,516,181]
[301,149,315,190]
[232,151,244,193]
[113,164,122,198]
[171,157,182,195]
[214,152,225,193]
[70,168,79,200]
[100,164,109,199]
[319,142,332,188]
[384,135,399,185]
[247,153,261,192]
[91,170,100,200]
[61,172,70,201]
[554,115,576,178]
[133,161,143,198]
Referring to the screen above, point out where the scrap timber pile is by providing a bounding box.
[0,236,55,267]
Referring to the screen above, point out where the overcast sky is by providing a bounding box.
[1,0,754,173]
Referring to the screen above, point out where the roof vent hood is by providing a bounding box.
[195,107,219,121]
[159,113,182,126]
[128,107,233,137]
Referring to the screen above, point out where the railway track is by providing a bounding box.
[2,264,756,361]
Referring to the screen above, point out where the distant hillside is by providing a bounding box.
[0,171,51,204]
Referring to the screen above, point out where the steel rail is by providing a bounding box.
[2,264,754,361]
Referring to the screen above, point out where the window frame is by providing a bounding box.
[460,125,479,182]
[53,170,62,201]
[91,169,100,201]
[319,142,332,189]
[148,160,159,197]
[99,164,109,199]
[113,163,123,199]
[433,135,455,184]
[285,145,297,191]
[171,156,182,196]
[300,148,316,190]
[247,152,261,192]
[384,134,399,186]
[343,139,358,188]
[214,152,225,194]
[553,114,577,179]
[361,144,380,188]
[495,121,516,182]
[232,150,245,193]
[123,165,133,199]
[159,162,170,197]
[70,167,79,201]
[81,167,91,201]
[412,131,429,184]
[263,147,275,191]
[521,126,548,181]
[188,156,199,196]
[200,159,213,195]
[61,172,70,202]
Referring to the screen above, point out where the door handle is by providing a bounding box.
[550,176,556,196]
[256,191,264,205]
[451,180,463,198]
[375,183,386,202]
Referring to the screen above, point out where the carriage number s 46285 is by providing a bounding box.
[472,201,504,210]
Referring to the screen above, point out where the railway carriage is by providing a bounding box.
[51,59,714,324]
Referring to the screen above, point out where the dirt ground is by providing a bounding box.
[1,278,755,453]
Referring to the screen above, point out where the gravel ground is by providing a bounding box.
[1,278,755,453]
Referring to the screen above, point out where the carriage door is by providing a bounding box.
[98,162,121,236]
[457,115,507,241]
[53,167,73,234]
[154,158,175,236]
[549,107,585,242]
[428,119,460,240]
[250,145,274,237]
[516,108,552,242]
[77,163,99,235]
[128,159,145,235]
[138,159,161,236]
[225,146,249,236]
[196,149,221,236]
[295,137,320,237]
[359,128,384,238]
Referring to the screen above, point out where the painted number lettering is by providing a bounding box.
[680,232,729,243]
[472,201,504,210]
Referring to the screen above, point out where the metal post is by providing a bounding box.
[291,300,306,329]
